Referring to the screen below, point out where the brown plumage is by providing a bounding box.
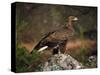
[31,16,78,54]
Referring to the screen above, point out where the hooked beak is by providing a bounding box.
[73,17,78,21]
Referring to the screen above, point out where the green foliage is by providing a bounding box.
[16,19,28,30]
[73,47,88,62]
[70,47,97,68]
[15,4,97,70]
[16,47,41,72]
[51,7,61,17]
[16,19,28,43]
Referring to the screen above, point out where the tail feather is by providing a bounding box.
[38,46,48,52]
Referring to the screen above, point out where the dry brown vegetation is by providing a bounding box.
[15,2,97,72]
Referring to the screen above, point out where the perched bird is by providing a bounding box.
[31,16,78,54]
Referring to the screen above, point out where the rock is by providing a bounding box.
[87,55,97,67]
[88,55,97,63]
[38,53,84,71]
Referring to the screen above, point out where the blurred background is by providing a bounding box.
[15,2,97,72]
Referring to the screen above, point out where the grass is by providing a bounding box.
[16,47,42,72]
[68,25,97,68]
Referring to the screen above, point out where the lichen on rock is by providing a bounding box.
[38,53,84,71]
